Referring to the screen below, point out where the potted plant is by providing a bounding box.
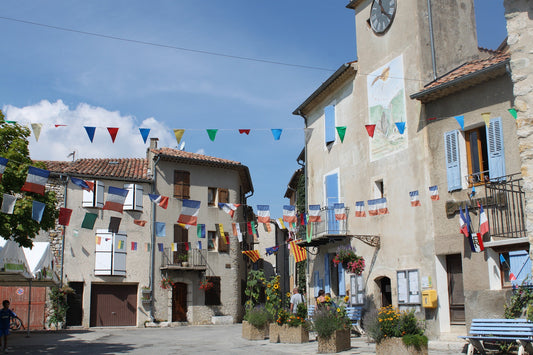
[199,280,214,291]
[312,303,351,353]
[242,306,270,340]
[160,277,175,290]
[178,253,189,267]
[333,245,365,275]
[365,305,428,355]
[271,306,310,343]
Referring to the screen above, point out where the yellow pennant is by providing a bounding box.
[481,112,491,127]
[173,129,185,144]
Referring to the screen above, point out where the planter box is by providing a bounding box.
[270,323,309,343]
[317,329,351,353]
[376,337,428,355]
[242,320,269,340]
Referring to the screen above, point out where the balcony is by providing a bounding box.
[160,248,207,271]
[297,206,350,247]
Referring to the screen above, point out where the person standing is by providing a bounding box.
[0,300,22,353]
[289,288,304,314]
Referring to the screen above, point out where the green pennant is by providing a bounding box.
[207,129,218,141]
[336,126,347,143]
[508,108,517,119]
[81,213,98,230]
[306,222,313,243]
[251,221,257,237]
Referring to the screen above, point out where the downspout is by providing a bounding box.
[149,156,161,322]
[427,0,437,80]
[60,174,68,287]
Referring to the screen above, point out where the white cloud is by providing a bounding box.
[3,100,176,161]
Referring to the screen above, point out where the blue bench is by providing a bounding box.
[459,318,533,355]
[345,306,364,335]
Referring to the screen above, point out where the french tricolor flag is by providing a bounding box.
[478,202,489,235]
[368,198,388,216]
[334,203,347,220]
[21,166,50,196]
[256,205,270,223]
[409,191,421,207]
[308,204,321,222]
[218,203,240,218]
[355,201,366,217]
[178,199,201,226]
[429,185,439,200]
[103,186,129,213]
[0,157,8,182]
[283,205,297,223]
[149,194,169,209]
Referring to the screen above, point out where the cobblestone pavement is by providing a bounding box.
[7,324,467,354]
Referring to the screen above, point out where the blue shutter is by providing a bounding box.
[487,117,506,181]
[509,250,531,286]
[444,130,462,191]
[314,271,320,297]
[338,262,346,296]
[324,253,330,293]
[325,105,335,145]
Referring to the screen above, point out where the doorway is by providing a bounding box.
[66,282,84,326]
[173,225,189,263]
[376,277,392,307]
[446,254,465,324]
[172,282,188,322]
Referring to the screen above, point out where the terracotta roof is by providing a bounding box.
[43,158,149,181]
[152,148,241,166]
[410,51,510,103]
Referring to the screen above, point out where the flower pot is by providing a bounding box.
[182,261,189,267]
[242,320,269,340]
[270,324,309,343]
[376,337,428,355]
[317,329,351,353]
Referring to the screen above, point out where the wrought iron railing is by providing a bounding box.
[311,206,349,237]
[160,248,207,268]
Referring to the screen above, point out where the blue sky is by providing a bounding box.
[0,1,507,216]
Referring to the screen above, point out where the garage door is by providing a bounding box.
[90,284,137,327]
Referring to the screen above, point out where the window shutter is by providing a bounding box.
[135,184,143,211]
[509,250,531,286]
[314,271,320,297]
[218,188,229,204]
[83,180,104,208]
[123,184,134,210]
[350,275,365,305]
[338,262,346,296]
[112,232,127,276]
[94,230,113,275]
[325,105,336,145]
[444,130,462,191]
[82,181,94,207]
[174,171,190,199]
[324,253,330,293]
[487,117,506,181]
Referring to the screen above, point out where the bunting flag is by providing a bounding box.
[107,127,119,143]
[265,246,279,256]
[336,126,346,143]
[455,115,464,130]
[197,224,206,238]
[365,124,376,138]
[145,243,151,252]
[177,223,191,230]
[472,232,485,253]
[139,128,150,143]
[21,166,50,196]
[276,218,286,230]
[508,108,517,119]
[173,129,185,144]
[459,206,469,237]
[409,191,421,207]
[58,207,73,226]
[178,199,201,226]
[304,128,313,144]
[459,206,475,252]
[73,229,78,237]
[133,219,147,227]
[334,203,347,220]
[131,242,138,251]
[155,222,166,237]
[283,205,297,223]
[299,213,307,226]
[96,236,102,245]
[271,129,282,140]
[171,243,177,252]
[55,124,67,127]
[355,201,366,217]
[465,206,478,252]
[103,186,129,213]
[31,123,42,142]
[239,129,250,135]
[218,203,240,218]
[234,223,242,242]
[478,202,489,235]
[481,112,491,127]
[247,222,253,235]
[198,241,202,250]
[308,205,321,222]
[82,213,98,229]
[158,243,164,252]
[242,250,260,263]
[257,205,270,223]
[395,122,406,134]
[429,185,440,200]
[217,223,225,237]
[0,157,7,182]
[368,198,388,216]
[117,239,124,250]
[108,216,121,233]
[149,194,169,209]
[71,177,94,192]
[290,241,307,262]
[207,129,218,141]
[251,221,258,240]
[32,201,46,223]
[306,218,313,243]
[84,126,96,142]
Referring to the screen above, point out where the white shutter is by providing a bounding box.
[112,232,127,276]
[94,230,113,275]
[123,184,134,210]
[82,180,96,207]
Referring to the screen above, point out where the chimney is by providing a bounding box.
[150,138,159,150]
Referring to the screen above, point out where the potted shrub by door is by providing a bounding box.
[313,305,351,353]
[242,307,270,340]
[270,306,310,344]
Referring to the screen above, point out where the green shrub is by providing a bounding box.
[244,307,269,328]
[296,302,307,320]
[366,306,425,344]
[312,306,350,339]
[402,334,428,350]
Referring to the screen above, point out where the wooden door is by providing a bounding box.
[90,284,137,327]
[172,282,187,322]
[446,254,465,324]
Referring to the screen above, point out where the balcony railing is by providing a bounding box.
[160,248,207,270]
[311,206,349,237]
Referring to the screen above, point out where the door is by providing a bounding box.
[447,254,465,324]
[172,282,188,322]
[90,284,137,327]
[173,224,189,263]
[376,277,392,307]
[66,282,84,326]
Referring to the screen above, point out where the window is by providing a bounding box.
[374,179,384,198]
[207,188,217,206]
[94,230,127,276]
[465,127,489,185]
[208,231,217,251]
[325,105,336,146]
[123,184,143,211]
[500,250,531,288]
[218,188,229,204]
[174,170,190,199]
[173,224,188,263]
[205,276,221,306]
[82,180,104,208]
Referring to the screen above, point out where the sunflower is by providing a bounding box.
[273,283,279,289]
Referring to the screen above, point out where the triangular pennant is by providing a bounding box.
[395,122,406,134]
[365,124,376,138]
[58,208,73,226]
[139,128,150,143]
[32,201,45,223]
[107,127,119,143]
[238,129,250,135]
[271,129,282,140]
[336,126,346,143]
[304,128,313,144]
[207,129,218,141]
[454,115,464,130]
[31,123,42,142]
[508,108,517,119]
[85,126,96,143]
[54,124,67,127]
[481,113,491,127]
[81,213,98,229]
[173,129,185,144]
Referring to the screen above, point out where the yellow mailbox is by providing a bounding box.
[422,290,438,308]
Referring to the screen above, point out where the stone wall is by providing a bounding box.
[40,177,66,267]
[504,0,533,267]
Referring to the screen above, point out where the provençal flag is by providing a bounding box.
[290,240,307,263]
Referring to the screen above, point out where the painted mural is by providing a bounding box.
[367,55,407,161]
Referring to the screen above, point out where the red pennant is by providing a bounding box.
[134,220,147,227]
[107,127,119,143]
[185,242,190,251]
[365,124,376,138]
[54,124,67,127]
[58,207,73,226]
[247,222,253,235]
[239,129,250,135]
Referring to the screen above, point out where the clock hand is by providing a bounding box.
[378,0,393,20]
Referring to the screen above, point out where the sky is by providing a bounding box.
[0,1,508,216]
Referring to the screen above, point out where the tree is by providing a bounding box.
[0,111,58,247]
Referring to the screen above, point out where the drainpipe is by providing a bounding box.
[60,174,68,287]
[149,156,160,322]
[427,0,437,80]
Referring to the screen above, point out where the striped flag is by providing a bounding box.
[478,202,489,235]
[409,191,421,207]
[149,194,169,209]
[197,224,206,238]
[308,205,321,222]
[276,218,286,230]
[217,223,225,237]
[178,199,201,226]
[355,201,366,217]
[117,239,124,250]
[242,250,260,263]
[131,242,138,251]
[429,185,440,200]
[134,220,147,227]
[290,240,307,262]
[21,166,50,195]
[300,213,307,225]
[233,223,242,242]
[103,186,129,213]
[0,157,7,182]
[71,177,93,192]
[171,243,177,252]
[218,203,240,218]
[334,203,346,220]
[265,246,279,255]
[368,198,388,216]
[256,205,270,223]
[283,205,297,223]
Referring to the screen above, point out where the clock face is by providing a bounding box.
[370,0,397,34]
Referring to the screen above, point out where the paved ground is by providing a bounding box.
[6,324,467,354]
